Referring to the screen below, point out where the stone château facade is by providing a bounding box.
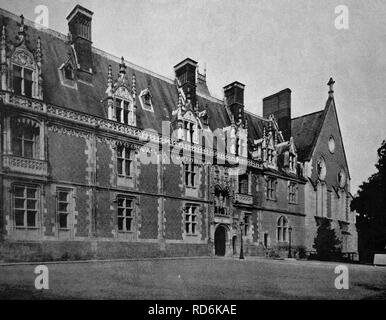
[0,5,357,262]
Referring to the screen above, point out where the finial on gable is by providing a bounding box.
[327,77,335,98]
[18,14,26,44]
[119,56,126,77]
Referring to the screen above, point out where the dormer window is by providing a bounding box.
[64,64,74,80]
[184,121,195,143]
[115,98,133,125]
[139,88,154,112]
[13,64,33,98]
[289,153,296,172]
[267,148,274,164]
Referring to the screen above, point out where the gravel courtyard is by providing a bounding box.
[0,257,385,300]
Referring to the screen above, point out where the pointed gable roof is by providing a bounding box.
[291,97,334,162]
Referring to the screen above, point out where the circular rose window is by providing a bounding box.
[328,136,335,153]
[337,169,346,188]
[316,157,327,180]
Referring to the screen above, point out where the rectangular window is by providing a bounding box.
[13,185,38,228]
[24,69,33,98]
[13,65,22,95]
[184,121,194,142]
[115,98,122,123]
[288,182,297,204]
[243,214,250,236]
[184,163,197,187]
[117,196,134,232]
[117,145,133,177]
[13,65,33,97]
[238,174,249,194]
[267,148,274,164]
[115,99,132,125]
[289,154,296,171]
[267,178,276,200]
[57,189,71,229]
[12,121,39,159]
[185,204,198,235]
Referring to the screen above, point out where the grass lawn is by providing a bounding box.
[0,257,385,300]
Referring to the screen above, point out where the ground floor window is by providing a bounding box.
[277,216,288,242]
[117,196,135,232]
[185,204,198,235]
[13,184,39,228]
[243,213,251,236]
[57,188,72,230]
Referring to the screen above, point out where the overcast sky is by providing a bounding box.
[1,0,385,194]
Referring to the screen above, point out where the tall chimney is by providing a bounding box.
[67,5,93,77]
[262,88,291,141]
[224,81,245,125]
[174,58,197,109]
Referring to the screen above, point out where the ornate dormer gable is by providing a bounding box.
[1,15,43,99]
[262,117,277,169]
[223,113,248,157]
[105,57,137,126]
[287,137,297,173]
[171,84,208,144]
[276,136,298,174]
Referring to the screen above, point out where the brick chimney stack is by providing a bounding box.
[174,58,197,109]
[262,88,292,141]
[67,5,93,79]
[224,81,245,126]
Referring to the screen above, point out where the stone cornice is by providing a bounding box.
[0,90,264,170]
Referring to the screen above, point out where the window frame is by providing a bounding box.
[288,182,297,204]
[117,145,133,178]
[277,216,288,242]
[115,98,133,125]
[117,196,135,233]
[266,177,277,201]
[13,184,39,229]
[12,64,34,98]
[11,120,40,159]
[56,188,73,231]
[184,162,197,188]
[184,204,199,235]
[238,173,249,195]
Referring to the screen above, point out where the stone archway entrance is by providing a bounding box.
[214,225,227,256]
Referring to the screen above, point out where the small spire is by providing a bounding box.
[1,25,6,44]
[119,56,126,76]
[131,73,137,97]
[36,36,42,61]
[18,14,26,41]
[107,64,113,85]
[177,91,182,109]
[327,77,335,98]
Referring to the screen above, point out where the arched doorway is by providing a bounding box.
[214,225,227,256]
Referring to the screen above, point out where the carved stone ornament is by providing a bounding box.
[12,48,35,69]
[114,86,133,102]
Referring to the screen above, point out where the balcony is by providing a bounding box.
[234,193,253,205]
[2,155,48,176]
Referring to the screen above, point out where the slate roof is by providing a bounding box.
[291,109,326,162]
[0,8,328,168]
